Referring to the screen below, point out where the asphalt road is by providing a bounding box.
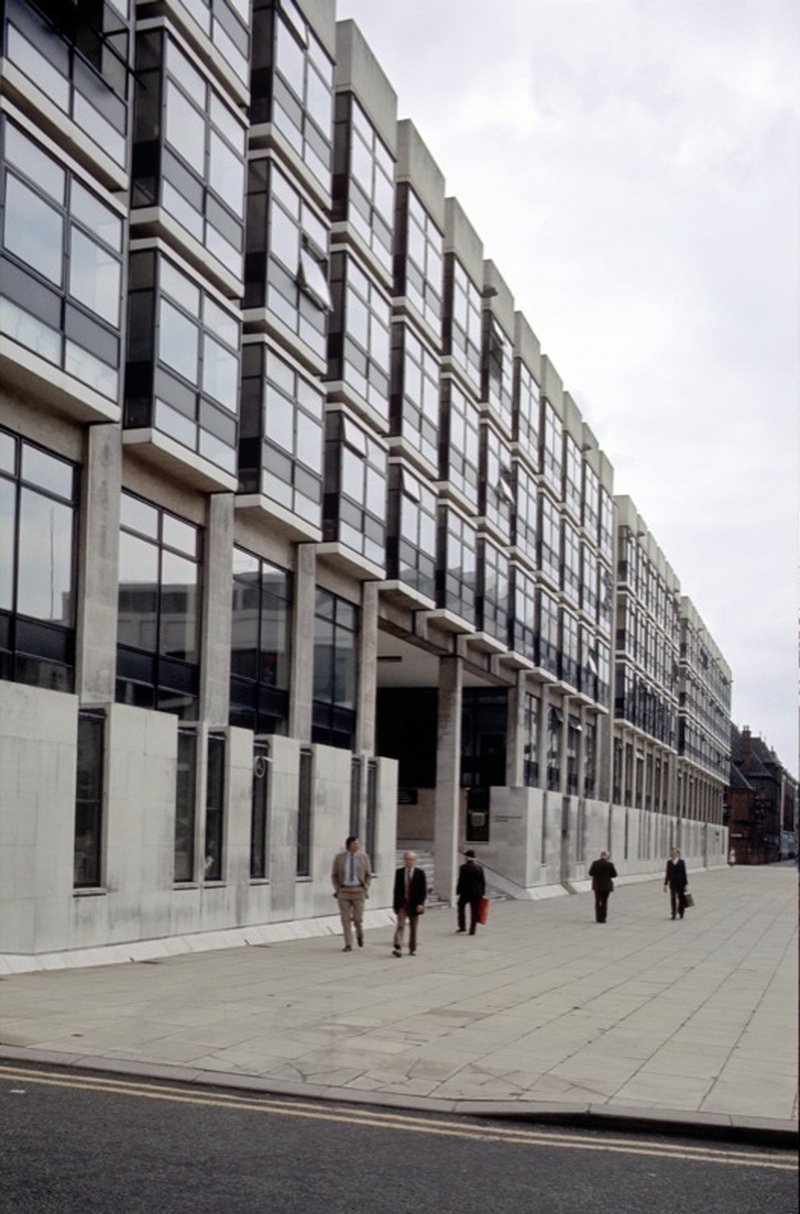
[0,1063,795,1214]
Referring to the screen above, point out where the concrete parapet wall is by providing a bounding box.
[0,683,78,954]
[0,692,400,956]
[462,787,728,895]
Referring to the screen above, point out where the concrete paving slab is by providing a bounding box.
[0,864,796,1143]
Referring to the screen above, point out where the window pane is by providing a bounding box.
[73,93,126,166]
[4,121,66,201]
[209,130,244,214]
[74,712,104,888]
[346,289,369,347]
[167,38,206,100]
[117,532,159,650]
[296,411,322,473]
[306,64,331,134]
[231,588,259,678]
[260,592,289,688]
[265,386,294,451]
[333,628,356,709]
[233,547,258,577]
[21,445,73,498]
[160,260,201,313]
[174,730,197,882]
[17,490,74,622]
[276,17,305,97]
[120,493,159,538]
[298,249,331,310]
[204,734,225,881]
[6,25,70,114]
[270,201,300,269]
[203,296,238,349]
[0,298,61,363]
[313,615,333,699]
[69,228,120,324]
[202,334,238,409]
[71,182,123,252]
[165,80,205,164]
[159,299,199,382]
[162,180,204,240]
[162,514,197,557]
[0,478,16,610]
[160,550,199,661]
[3,176,63,285]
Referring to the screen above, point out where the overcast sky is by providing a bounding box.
[337,0,799,774]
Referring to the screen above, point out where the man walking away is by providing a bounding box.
[392,851,427,957]
[456,849,486,935]
[331,836,371,951]
[588,850,617,923]
[664,846,688,919]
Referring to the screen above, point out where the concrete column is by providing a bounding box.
[434,655,463,904]
[76,423,121,703]
[356,580,378,754]
[505,669,526,786]
[199,493,234,724]
[537,682,550,790]
[289,543,316,742]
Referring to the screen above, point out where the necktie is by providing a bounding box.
[347,853,355,885]
[406,868,412,900]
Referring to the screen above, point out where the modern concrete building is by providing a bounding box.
[0,0,731,957]
[611,499,732,871]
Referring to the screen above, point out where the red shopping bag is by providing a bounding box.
[477,896,490,925]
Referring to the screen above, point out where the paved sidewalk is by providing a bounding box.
[0,865,796,1141]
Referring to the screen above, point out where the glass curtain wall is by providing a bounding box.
[0,428,78,690]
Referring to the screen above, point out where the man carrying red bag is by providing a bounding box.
[456,849,486,936]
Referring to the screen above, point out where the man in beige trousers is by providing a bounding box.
[331,836,372,951]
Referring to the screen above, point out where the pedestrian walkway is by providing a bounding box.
[0,865,796,1141]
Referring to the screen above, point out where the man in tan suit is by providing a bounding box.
[331,836,372,951]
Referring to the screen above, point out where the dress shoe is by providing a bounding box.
[392,948,401,958]
[342,945,352,952]
[457,928,466,933]
[357,935,364,947]
[409,951,416,956]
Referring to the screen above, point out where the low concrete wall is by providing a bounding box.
[0,689,400,955]
[0,683,78,954]
[463,787,728,894]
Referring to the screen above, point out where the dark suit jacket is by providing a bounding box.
[456,860,486,900]
[664,858,687,890]
[588,857,617,892]
[393,866,427,915]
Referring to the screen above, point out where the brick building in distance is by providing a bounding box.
[727,725,797,864]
